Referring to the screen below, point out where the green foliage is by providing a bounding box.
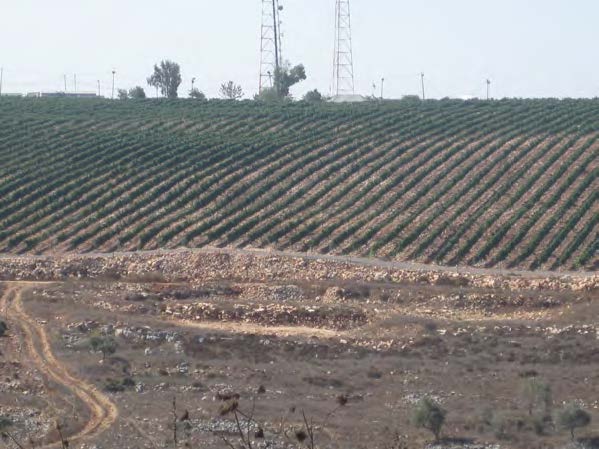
[128,86,146,100]
[254,87,289,102]
[104,376,135,392]
[402,95,422,102]
[273,63,306,98]
[219,81,244,100]
[0,98,596,270]
[303,90,324,103]
[0,416,12,431]
[117,89,128,100]
[522,378,552,417]
[147,60,182,99]
[412,397,446,441]
[189,88,206,100]
[558,404,591,440]
[89,335,117,361]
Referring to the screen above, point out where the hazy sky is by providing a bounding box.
[1,1,598,99]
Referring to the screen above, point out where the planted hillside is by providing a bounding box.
[0,97,598,271]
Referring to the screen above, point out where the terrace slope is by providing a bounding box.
[0,97,597,270]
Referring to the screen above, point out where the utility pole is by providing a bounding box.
[97,80,101,97]
[380,77,385,100]
[74,74,77,93]
[64,74,67,93]
[191,77,196,93]
[486,79,491,100]
[421,73,426,100]
[111,70,116,99]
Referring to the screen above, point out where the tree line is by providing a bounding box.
[118,59,323,103]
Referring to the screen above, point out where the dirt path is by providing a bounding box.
[171,317,342,339]
[1,284,118,448]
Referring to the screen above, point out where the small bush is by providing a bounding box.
[89,336,117,361]
[122,377,136,387]
[558,403,591,440]
[104,378,126,393]
[522,378,552,417]
[104,377,135,392]
[412,397,446,442]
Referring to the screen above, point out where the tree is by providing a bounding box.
[189,88,206,100]
[117,89,128,100]
[412,397,446,442]
[0,321,6,337]
[219,81,244,100]
[303,89,323,103]
[558,404,591,440]
[89,336,117,362]
[273,63,306,98]
[128,86,146,99]
[147,60,182,99]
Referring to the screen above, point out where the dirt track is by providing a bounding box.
[1,284,118,448]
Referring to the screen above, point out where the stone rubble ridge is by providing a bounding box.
[0,249,597,292]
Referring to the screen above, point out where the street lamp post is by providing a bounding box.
[111,70,116,99]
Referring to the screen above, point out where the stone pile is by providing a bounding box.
[0,248,596,292]
[66,321,181,343]
[163,301,367,330]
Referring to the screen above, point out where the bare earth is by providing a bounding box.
[0,249,598,449]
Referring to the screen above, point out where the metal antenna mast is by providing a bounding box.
[259,0,283,93]
[332,0,355,96]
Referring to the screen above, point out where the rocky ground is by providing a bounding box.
[0,251,598,449]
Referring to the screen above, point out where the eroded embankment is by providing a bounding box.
[0,248,596,292]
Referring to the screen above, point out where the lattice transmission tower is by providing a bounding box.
[259,0,283,93]
[332,0,355,96]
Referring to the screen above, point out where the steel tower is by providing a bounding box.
[259,0,283,93]
[332,0,355,96]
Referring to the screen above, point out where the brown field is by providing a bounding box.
[1,250,598,449]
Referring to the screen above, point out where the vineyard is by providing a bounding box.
[0,97,598,271]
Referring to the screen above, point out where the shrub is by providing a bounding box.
[104,378,126,393]
[558,404,591,440]
[303,90,324,103]
[522,378,552,417]
[89,336,117,361]
[412,397,446,442]
[104,377,135,393]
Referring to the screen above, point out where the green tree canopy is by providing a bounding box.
[147,60,182,99]
[303,89,324,103]
[189,88,206,100]
[273,63,306,98]
[558,404,591,440]
[220,81,244,100]
[128,86,146,100]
